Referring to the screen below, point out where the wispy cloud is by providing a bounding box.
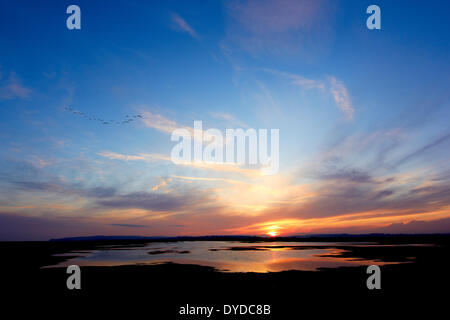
[378,217,450,234]
[209,111,249,128]
[110,223,149,228]
[152,177,172,191]
[262,68,325,91]
[227,0,323,34]
[394,132,450,167]
[172,175,246,185]
[97,150,260,177]
[210,112,236,121]
[139,110,202,138]
[97,151,170,162]
[97,190,209,212]
[225,0,326,54]
[140,110,182,133]
[263,69,354,120]
[139,109,250,145]
[329,76,354,120]
[171,13,199,39]
[0,72,31,100]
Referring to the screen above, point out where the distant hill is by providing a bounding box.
[50,235,258,242]
[49,233,450,242]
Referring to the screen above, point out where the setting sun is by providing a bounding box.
[266,225,281,237]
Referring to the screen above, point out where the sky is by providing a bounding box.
[0,0,449,240]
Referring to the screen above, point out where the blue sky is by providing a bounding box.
[0,0,449,240]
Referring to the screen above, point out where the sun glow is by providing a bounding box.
[266,225,281,237]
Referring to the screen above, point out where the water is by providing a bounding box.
[47,241,406,272]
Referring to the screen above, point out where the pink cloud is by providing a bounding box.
[0,73,31,100]
[328,76,354,120]
[225,0,328,54]
[228,0,323,34]
[171,13,199,39]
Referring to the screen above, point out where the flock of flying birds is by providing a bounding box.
[65,106,144,125]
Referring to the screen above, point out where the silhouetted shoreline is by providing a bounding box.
[48,233,450,242]
[2,234,449,318]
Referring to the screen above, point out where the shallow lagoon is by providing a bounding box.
[47,241,411,272]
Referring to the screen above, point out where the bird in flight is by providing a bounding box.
[65,106,144,126]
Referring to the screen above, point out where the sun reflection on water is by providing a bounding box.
[46,241,406,273]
